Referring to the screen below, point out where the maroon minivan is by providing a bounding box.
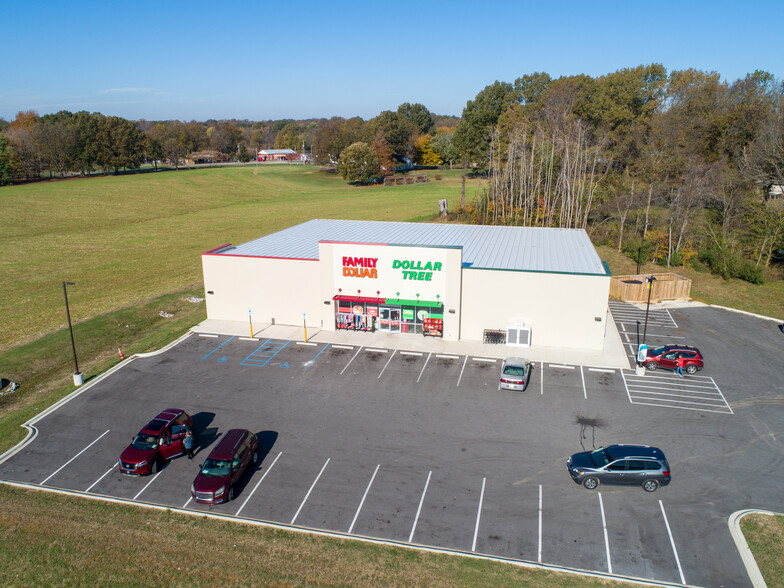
[119,408,193,475]
[191,429,258,504]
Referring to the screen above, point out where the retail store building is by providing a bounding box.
[201,219,612,349]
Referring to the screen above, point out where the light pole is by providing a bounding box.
[63,281,83,386]
[641,275,656,346]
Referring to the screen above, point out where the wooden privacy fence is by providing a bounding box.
[610,273,692,303]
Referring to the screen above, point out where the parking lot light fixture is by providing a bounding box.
[642,276,656,345]
[63,281,83,386]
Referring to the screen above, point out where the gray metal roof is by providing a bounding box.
[211,219,608,275]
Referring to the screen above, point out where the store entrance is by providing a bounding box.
[379,307,401,333]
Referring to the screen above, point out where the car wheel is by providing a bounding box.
[582,477,599,490]
[228,486,235,502]
[149,460,158,475]
[642,479,660,492]
[686,364,698,374]
[646,361,659,371]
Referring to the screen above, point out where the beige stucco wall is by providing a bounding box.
[202,247,609,349]
[460,269,610,349]
[202,254,321,327]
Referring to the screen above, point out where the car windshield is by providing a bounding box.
[130,434,159,450]
[503,365,527,377]
[649,346,666,356]
[201,459,231,477]
[590,448,611,467]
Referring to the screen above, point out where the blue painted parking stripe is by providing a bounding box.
[200,336,235,362]
[304,343,330,371]
[241,339,291,367]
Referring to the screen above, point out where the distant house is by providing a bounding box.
[766,183,784,206]
[258,149,296,162]
[186,151,224,165]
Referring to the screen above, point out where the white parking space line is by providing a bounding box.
[623,372,733,413]
[400,351,423,357]
[290,458,330,525]
[40,429,111,486]
[236,451,283,517]
[472,477,486,552]
[538,485,542,563]
[416,353,432,383]
[378,350,397,379]
[665,308,679,328]
[588,368,615,373]
[409,470,432,543]
[182,496,192,508]
[348,464,380,534]
[239,337,258,341]
[659,500,686,585]
[580,365,587,399]
[540,361,544,395]
[549,364,574,369]
[457,356,468,387]
[133,470,163,500]
[333,344,353,350]
[296,341,317,346]
[472,357,496,363]
[340,346,364,374]
[85,462,118,493]
[366,348,388,353]
[598,492,612,574]
[436,354,458,360]
[198,333,219,338]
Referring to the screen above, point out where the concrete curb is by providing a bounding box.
[0,479,692,588]
[710,305,783,324]
[728,509,780,588]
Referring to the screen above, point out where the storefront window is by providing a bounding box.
[333,299,444,336]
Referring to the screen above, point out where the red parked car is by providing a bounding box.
[643,345,704,374]
[191,429,258,504]
[119,408,193,475]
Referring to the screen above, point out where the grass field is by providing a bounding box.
[0,165,477,353]
[1,164,781,587]
[740,513,784,586]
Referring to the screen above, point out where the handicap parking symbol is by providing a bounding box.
[217,356,228,363]
[280,362,290,368]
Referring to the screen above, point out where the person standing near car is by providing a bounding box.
[184,430,195,459]
[676,354,685,377]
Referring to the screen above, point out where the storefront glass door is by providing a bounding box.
[379,307,401,333]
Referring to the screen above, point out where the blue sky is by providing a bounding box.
[2,0,781,122]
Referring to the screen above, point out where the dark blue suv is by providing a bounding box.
[567,444,671,492]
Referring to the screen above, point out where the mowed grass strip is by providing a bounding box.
[740,513,784,586]
[0,166,474,352]
[0,484,633,588]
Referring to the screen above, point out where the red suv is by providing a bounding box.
[643,345,704,374]
[119,408,193,475]
[191,429,258,504]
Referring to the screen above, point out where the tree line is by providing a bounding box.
[448,66,784,283]
[0,104,458,183]
[1,65,782,283]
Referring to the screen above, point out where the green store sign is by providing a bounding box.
[392,259,443,281]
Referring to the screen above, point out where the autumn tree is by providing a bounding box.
[337,142,380,183]
[413,134,442,166]
[0,133,13,185]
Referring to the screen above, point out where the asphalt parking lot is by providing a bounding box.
[1,302,782,587]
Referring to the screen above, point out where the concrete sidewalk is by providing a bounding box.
[190,309,631,370]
